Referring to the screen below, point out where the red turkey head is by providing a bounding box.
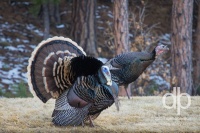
[155,45,169,56]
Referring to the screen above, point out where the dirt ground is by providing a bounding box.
[0,96,199,133]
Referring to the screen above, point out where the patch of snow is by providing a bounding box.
[56,24,65,29]
[18,48,24,52]
[98,58,108,63]
[107,22,112,26]
[107,13,113,18]
[150,75,170,89]
[1,79,14,85]
[1,22,11,30]
[11,2,30,6]
[129,33,133,37]
[97,27,104,30]
[0,64,27,83]
[0,38,6,42]
[29,45,36,49]
[0,56,5,60]
[26,24,35,30]
[6,38,13,43]
[60,11,67,16]
[17,45,25,48]
[22,40,29,43]
[11,29,18,33]
[17,45,26,52]
[4,46,18,51]
[0,37,13,44]
[96,15,101,19]
[8,68,20,78]
[26,24,43,36]
[15,38,20,42]
[34,29,43,36]
[162,34,170,40]
[22,2,30,5]
[101,5,109,9]
[23,57,30,61]
[21,73,28,82]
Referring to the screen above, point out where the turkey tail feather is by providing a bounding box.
[27,36,86,103]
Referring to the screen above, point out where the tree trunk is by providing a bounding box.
[71,0,97,57]
[49,2,55,24]
[113,0,129,55]
[49,1,61,25]
[43,2,50,39]
[113,0,130,97]
[193,1,200,95]
[171,0,193,95]
[55,2,61,24]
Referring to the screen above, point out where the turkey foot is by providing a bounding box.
[89,115,94,127]
[81,121,85,127]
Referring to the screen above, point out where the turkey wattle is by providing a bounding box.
[105,45,169,99]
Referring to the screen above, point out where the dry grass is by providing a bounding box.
[0,96,200,133]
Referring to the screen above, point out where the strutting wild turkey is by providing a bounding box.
[27,36,119,126]
[105,45,169,99]
[52,78,119,126]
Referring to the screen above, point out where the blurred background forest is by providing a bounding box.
[0,0,198,97]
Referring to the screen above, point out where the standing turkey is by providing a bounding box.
[27,36,119,126]
[52,77,119,126]
[105,45,169,99]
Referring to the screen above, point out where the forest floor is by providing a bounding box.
[0,96,200,133]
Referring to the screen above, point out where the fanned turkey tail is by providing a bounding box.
[27,36,86,103]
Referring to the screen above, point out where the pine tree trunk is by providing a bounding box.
[49,2,55,24]
[48,1,60,25]
[113,0,130,97]
[171,0,193,95]
[43,2,50,39]
[55,3,61,24]
[71,0,97,57]
[113,0,129,55]
[193,1,200,95]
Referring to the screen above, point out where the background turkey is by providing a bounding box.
[105,45,169,99]
[27,36,119,126]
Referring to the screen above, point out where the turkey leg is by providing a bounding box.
[89,115,94,127]
[124,84,130,99]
